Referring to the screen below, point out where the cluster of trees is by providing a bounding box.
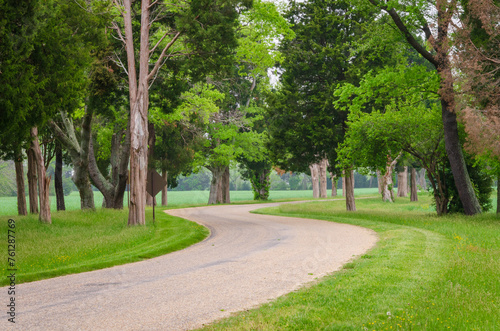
[265,0,499,215]
[0,0,294,224]
[1,0,498,224]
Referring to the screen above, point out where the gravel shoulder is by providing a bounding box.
[9,202,377,330]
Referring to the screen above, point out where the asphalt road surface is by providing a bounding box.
[8,203,377,330]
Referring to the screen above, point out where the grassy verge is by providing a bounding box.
[201,195,499,330]
[0,207,208,286]
[0,188,381,216]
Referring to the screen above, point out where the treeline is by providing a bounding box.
[1,0,498,225]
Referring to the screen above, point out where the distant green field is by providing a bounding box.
[0,188,381,216]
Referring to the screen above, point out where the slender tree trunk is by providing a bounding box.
[146,122,156,207]
[54,142,65,211]
[442,110,481,214]
[319,159,328,198]
[31,127,51,223]
[27,147,38,214]
[208,166,225,204]
[309,164,319,198]
[410,167,418,202]
[496,174,499,215]
[222,166,230,203]
[161,170,168,206]
[126,0,151,226]
[330,172,337,197]
[419,169,427,190]
[14,152,27,216]
[397,166,408,198]
[381,154,400,202]
[377,170,383,194]
[345,169,356,211]
[342,174,346,197]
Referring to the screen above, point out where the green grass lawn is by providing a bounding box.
[0,207,208,286]
[201,195,499,331]
[0,188,380,216]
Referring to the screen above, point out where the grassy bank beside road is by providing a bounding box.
[0,208,208,286]
[202,195,499,330]
[0,188,381,216]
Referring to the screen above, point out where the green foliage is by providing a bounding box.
[446,155,494,213]
[266,0,380,173]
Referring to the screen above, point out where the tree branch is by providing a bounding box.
[147,30,182,82]
[368,0,438,67]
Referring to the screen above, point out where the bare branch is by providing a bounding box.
[147,30,182,82]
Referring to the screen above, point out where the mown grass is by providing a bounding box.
[0,207,208,286]
[201,195,499,331]
[0,188,380,216]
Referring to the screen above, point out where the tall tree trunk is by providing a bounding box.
[27,147,38,214]
[342,174,346,197]
[161,170,168,206]
[377,170,383,194]
[410,167,418,202]
[208,166,225,204]
[319,159,328,198]
[146,122,156,207]
[31,127,51,223]
[441,93,481,215]
[309,164,319,198]
[345,169,356,211]
[397,166,408,198]
[330,172,337,197]
[221,166,230,203]
[54,142,65,211]
[14,151,27,216]
[125,0,151,226]
[419,169,427,190]
[497,174,499,215]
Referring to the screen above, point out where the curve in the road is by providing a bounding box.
[10,203,377,330]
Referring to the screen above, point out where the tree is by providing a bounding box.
[454,0,500,213]
[110,0,249,225]
[266,0,382,208]
[366,0,482,215]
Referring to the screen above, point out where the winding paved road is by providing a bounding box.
[8,203,377,330]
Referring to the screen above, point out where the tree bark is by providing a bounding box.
[309,163,319,198]
[345,169,356,211]
[14,151,27,216]
[49,109,95,210]
[208,166,225,204]
[410,167,418,202]
[330,172,337,197]
[27,147,38,214]
[397,166,408,198]
[377,170,383,194]
[319,159,328,198]
[381,154,400,202]
[441,93,481,215]
[221,166,230,203]
[146,122,156,207]
[31,127,51,223]
[342,174,346,197]
[418,169,427,190]
[161,170,168,206]
[496,174,499,215]
[54,142,65,211]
